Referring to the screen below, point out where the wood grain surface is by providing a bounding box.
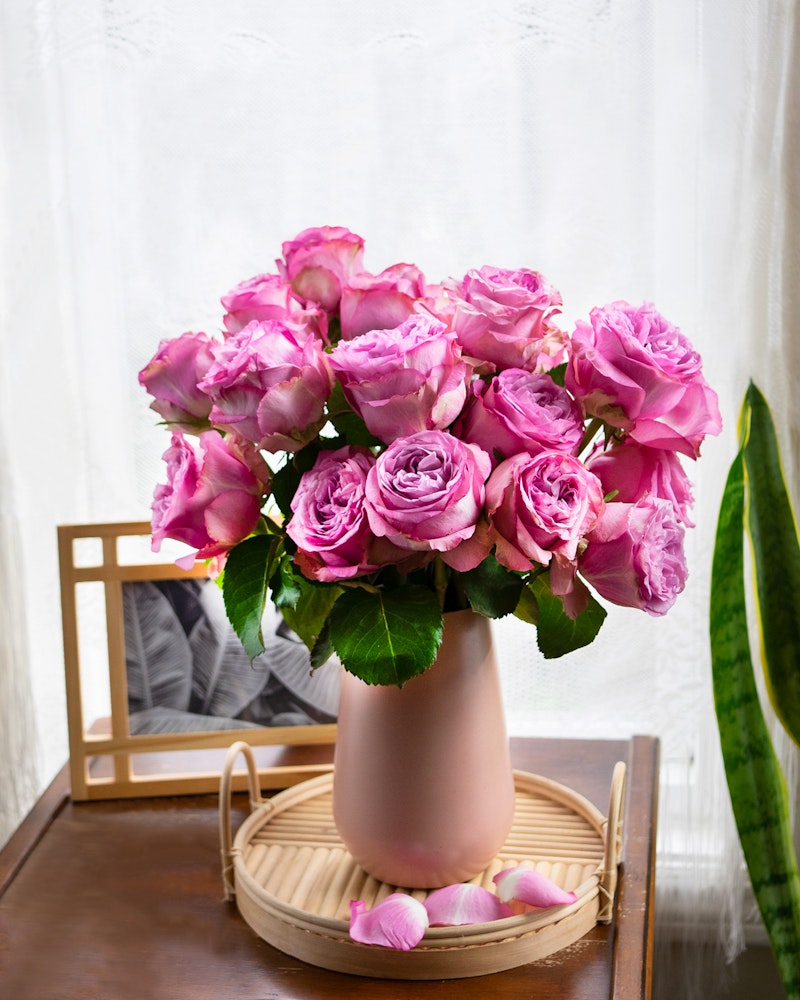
[0,736,658,999]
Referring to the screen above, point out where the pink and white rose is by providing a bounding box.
[329,314,471,444]
[151,430,269,565]
[198,319,333,452]
[339,262,426,341]
[578,495,688,616]
[586,438,695,526]
[456,370,585,466]
[365,430,492,570]
[565,301,722,459]
[448,266,567,372]
[221,272,327,340]
[138,331,216,431]
[486,451,605,572]
[279,225,365,312]
[286,446,379,582]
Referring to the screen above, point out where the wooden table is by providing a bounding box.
[0,736,658,999]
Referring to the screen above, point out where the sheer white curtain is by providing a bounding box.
[1,1,797,994]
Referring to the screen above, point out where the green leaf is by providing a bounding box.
[513,584,539,625]
[529,573,607,658]
[326,380,383,447]
[269,552,303,610]
[222,534,277,661]
[459,553,524,618]
[710,447,800,997]
[328,584,443,686]
[310,619,335,669]
[548,362,567,387]
[279,575,343,652]
[742,382,800,748]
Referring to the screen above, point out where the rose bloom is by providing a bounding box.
[339,262,426,341]
[365,430,492,570]
[329,314,471,444]
[198,319,333,452]
[138,331,216,430]
[579,496,688,616]
[221,272,327,341]
[456,370,585,466]
[486,450,605,572]
[286,446,380,582]
[448,265,567,372]
[151,430,269,566]
[279,225,365,312]
[586,438,695,526]
[565,301,722,459]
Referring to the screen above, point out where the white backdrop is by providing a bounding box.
[1,2,797,995]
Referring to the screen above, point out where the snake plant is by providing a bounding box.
[710,382,800,997]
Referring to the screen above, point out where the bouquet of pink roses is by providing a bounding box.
[139,225,721,685]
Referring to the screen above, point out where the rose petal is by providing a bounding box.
[348,893,429,950]
[492,866,578,908]
[423,883,513,926]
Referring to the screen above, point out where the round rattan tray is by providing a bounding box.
[219,741,626,980]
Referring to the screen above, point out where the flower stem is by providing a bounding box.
[578,417,603,457]
[433,557,449,610]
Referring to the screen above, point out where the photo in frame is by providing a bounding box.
[58,522,337,800]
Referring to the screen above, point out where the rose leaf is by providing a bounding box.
[329,585,443,686]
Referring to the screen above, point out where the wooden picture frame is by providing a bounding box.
[58,522,337,800]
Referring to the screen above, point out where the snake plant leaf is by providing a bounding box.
[741,381,800,748]
[710,448,800,997]
[328,584,443,686]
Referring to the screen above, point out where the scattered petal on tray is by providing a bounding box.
[423,883,514,926]
[349,893,430,950]
[493,865,578,908]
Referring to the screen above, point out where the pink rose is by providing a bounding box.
[329,314,471,444]
[151,431,269,564]
[365,430,492,570]
[221,272,327,341]
[456,370,585,466]
[448,266,566,372]
[279,225,365,312]
[586,438,695,526]
[198,320,333,452]
[339,262,426,340]
[578,496,688,616]
[138,331,216,431]
[286,446,379,582]
[486,451,605,572]
[565,301,722,459]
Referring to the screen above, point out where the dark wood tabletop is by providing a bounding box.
[0,735,658,999]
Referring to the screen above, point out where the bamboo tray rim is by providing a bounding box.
[219,740,626,978]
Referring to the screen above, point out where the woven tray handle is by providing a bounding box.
[219,740,266,901]
[598,760,627,924]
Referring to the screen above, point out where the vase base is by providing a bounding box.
[220,751,627,980]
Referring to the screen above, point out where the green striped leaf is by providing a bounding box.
[710,446,800,997]
[742,382,800,748]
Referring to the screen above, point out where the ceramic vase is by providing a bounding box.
[332,609,516,888]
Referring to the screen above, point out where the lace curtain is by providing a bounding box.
[1,2,797,995]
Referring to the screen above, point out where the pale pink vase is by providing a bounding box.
[332,609,516,888]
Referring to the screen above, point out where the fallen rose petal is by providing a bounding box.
[424,883,513,926]
[348,894,429,950]
[492,866,578,908]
